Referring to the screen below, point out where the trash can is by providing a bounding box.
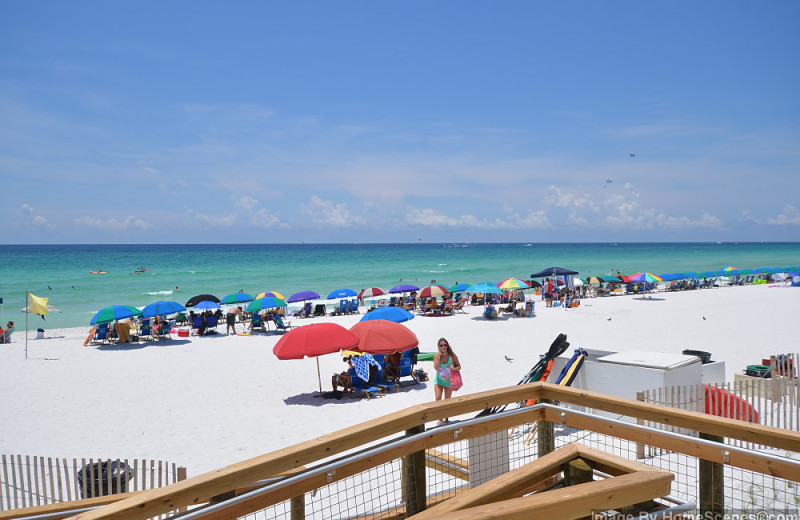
[682,349,712,364]
[77,461,134,498]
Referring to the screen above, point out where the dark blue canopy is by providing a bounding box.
[530,266,579,278]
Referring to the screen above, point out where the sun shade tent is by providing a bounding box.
[530,266,580,278]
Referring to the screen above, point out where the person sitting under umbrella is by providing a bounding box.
[332,356,354,391]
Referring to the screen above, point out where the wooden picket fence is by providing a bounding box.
[638,353,799,454]
[0,456,185,512]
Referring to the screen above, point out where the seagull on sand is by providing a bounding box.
[504,355,513,362]
[606,317,612,321]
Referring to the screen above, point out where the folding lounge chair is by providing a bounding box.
[348,299,360,314]
[92,323,110,344]
[139,320,153,341]
[206,315,218,332]
[343,366,383,399]
[250,314,264,332]
[191,315,204,334]
[373,354,399,394]
[273,316,295,332]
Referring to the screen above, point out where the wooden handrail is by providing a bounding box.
[57,382,800,520]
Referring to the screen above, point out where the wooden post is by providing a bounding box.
[402,424,426,515]
[563,457,593,486]
[538,398,555,458]
[636,392,645,459]
[290,494,305,520]
[698,432,724,520]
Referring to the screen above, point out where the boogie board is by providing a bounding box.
[83,327,96,346]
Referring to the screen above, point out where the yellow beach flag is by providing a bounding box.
[28,292,49,316]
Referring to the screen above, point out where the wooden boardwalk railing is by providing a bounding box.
[2,383,799,520]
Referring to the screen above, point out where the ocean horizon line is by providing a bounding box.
[4,240,800,247]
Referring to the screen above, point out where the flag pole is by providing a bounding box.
[25,291,29,359]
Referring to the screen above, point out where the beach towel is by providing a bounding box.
[353,353,381,381]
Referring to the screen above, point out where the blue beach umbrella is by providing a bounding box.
[360,306,414,323]
[327,288,358,299]
[465,282,503,294]
[194,300,221,310]
[246,296,288,312]
[288,290,321,303]
[220,292,255,304]
[388,284,419,294]
[90,305,143,325]
[141,300,186,318]
[684,272,699,279]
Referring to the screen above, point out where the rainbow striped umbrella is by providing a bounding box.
[497,278,531,290]
[628,272,663,283]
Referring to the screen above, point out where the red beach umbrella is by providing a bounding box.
[273,323,360,393]
[273,323,359,360]
[418,284,450,299]
[358,287,386,301]
[349,319,419,354]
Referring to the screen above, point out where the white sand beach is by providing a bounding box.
[1,283,797,477]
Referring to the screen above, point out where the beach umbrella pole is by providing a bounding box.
[316,358,322,394]
[25,291,28,360]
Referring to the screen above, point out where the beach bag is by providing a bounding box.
[451,370,463,392]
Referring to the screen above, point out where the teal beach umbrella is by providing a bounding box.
[90,305,142,325]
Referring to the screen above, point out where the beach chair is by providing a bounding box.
[373,354,399,394]
[525,301,535,317]
[206,315,218,332]
[419,300,434,315]
[175,312,187,326]
[92,323,110,344]
[250,313,264,333]
[191,315,203,334]
[313,304,326,317]
[402,298,416,311]
[139,320,153,341]
[273,316,295,333]
[343,366,383,399]
[331,299,348,316]
[348,299,360,314]
[452,299,467,314]
[441,299,453,315]
[155,320,171,340]
[396,351,419,386]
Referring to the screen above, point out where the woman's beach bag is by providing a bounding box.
[451,370,463,391]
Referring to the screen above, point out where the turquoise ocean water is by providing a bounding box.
[1,242,798,330]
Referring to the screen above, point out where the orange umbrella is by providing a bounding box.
[349,319,419,354]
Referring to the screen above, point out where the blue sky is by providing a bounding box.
[2,1,799,244]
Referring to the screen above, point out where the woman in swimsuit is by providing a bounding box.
[433,337,461,423]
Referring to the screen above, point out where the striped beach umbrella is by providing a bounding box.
[418,284,450,299]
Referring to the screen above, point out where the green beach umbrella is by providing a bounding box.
[246,296,288,312]
[90,305,142,325]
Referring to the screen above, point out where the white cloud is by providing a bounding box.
[767,205,800,226]
[75,215,152,231]
[185,210,237,228]
[299,196,366,227]
[21,204,52,228]
[404,206,549,230]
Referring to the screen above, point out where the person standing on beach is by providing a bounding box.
[226,306,242,334]
[433,337,461,423]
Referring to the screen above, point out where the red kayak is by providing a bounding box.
[704,384,759,422]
